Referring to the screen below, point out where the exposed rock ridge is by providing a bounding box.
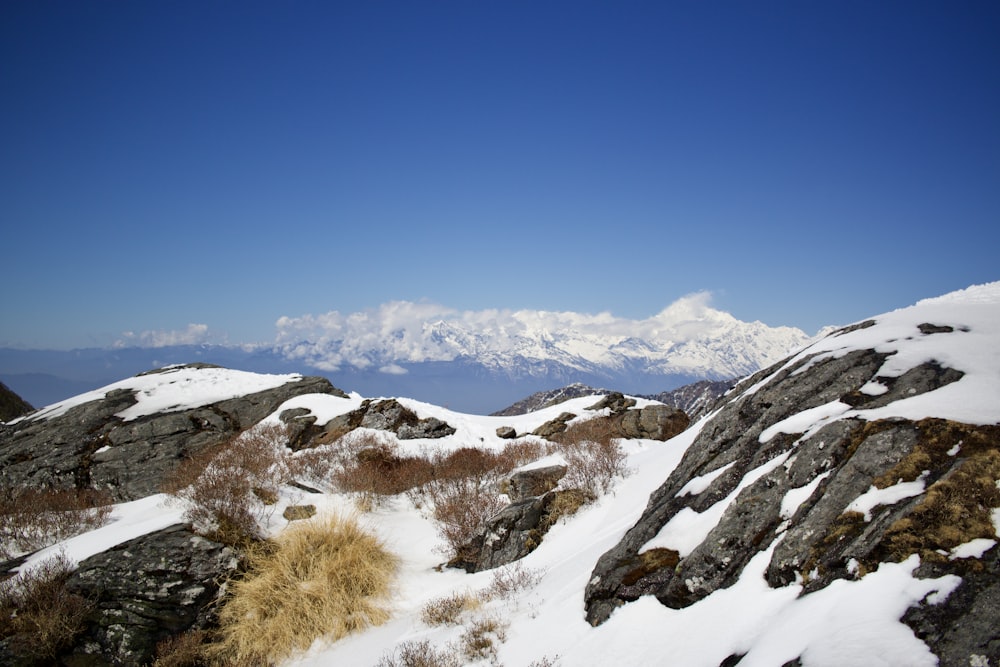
[0,366,346,501]
[583,324,996,665]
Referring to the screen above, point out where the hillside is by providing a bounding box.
[1,283,997,666]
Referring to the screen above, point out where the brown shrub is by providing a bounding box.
[376,640,461,667]
[152,629,209,667]
[420,590,479,626]
[0,552,93,660]
[167,423,292,546]
[552,421,628,498]
[0,487,113,559]
[481,562,543,601]
[460,615,507,663]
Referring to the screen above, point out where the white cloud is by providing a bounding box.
[270,292,784,374]
[114,323,213,348]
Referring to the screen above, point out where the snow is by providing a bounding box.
[15,494,186,576]
[678,460,736,496]
[18,365,303,423]
[948,538,997,560]
[780,471,830,519]
[7,282,1000,666]
[641,453,789,557]
[846,478,928,521]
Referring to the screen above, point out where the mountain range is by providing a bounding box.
[1,298,810,413]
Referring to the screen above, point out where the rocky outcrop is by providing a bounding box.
[453,488,590,573]
[315,398,455,443]
[63,523,237,666]
[0,366,345,501]
[531,412,576,438]
[583,334,998,667]
[506,465,567,502]
[618,404,689,441]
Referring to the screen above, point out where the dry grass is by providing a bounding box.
[0,552,93,661]
[206,513,397,665]
[460,614,508,663]
[152,629,209,667]
[376,640,462,667]
[879,448,1000,568]
[420,589,480,626]
[482,562,543,601]
[0,487,113,559]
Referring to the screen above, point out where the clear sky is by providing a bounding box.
[2,1,998,349]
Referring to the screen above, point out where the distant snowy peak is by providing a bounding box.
[274,294,811,380]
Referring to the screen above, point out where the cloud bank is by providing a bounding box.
[271,293,806,376]
[115,323,214,349]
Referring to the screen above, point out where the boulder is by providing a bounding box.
[586,392,636,414]
[506,465,567,502]
[454,487,591,573]
[283,504,317,521]
[63,523,238,666]
[495,426,518,439]
[532,412,576,439]
[617,405,689,441]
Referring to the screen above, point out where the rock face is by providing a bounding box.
[583,324,999,664]
[0,366,345,501]
[63,523,238,666]
[314,398,456,443]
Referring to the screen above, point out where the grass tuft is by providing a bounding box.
[206,513,398,665]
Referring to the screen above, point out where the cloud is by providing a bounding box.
[114,323,213,348]
[272,293,734,371]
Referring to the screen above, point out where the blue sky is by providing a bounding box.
[2,1,998,349]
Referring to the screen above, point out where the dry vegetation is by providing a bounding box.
[0,487,113,559]
[205,513,398,665]
[0,552,93,661]
[551,417,629,497]
[162,423,291,546]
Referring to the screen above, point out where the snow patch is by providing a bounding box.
[846,478,927,521]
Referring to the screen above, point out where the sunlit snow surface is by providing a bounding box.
[16,365,304,423]
[8,282,1000,666]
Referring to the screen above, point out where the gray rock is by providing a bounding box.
[618,405,690,441]
[532,412,576,439]
[507,465,567,502]
[0,367,344,501]
[496,426,518,439]
[586,392,636,414]
[583,347,971,628]
[63,523,238,666]
[283,504,317,521]
[313,398,456,442]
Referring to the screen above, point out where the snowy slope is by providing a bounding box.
[5,282,998,666]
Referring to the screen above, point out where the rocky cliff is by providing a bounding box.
[584,285,1000,664]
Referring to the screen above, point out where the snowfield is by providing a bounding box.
[7,282,1000,666]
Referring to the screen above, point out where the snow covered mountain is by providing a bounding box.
[0,295,810,413]
[1,282,998,665]
[273,294,811,381]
